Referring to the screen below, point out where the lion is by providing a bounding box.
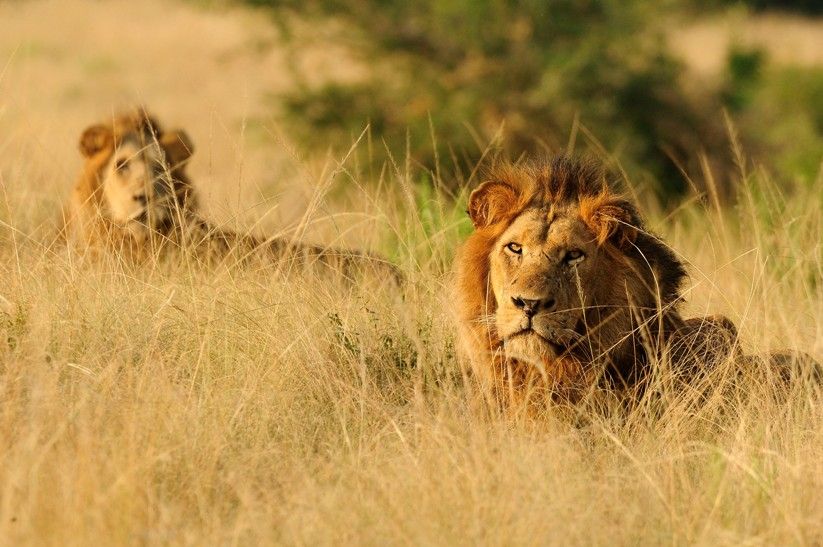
[454,156,817,405]
[60,109,399,281]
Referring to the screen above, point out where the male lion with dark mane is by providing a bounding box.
[455,156,815,405]
[60,108,399,281]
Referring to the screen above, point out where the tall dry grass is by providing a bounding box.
[1,1,821,544]
[0,131,821,545]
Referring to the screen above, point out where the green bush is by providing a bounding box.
[259,0,734,198]
[728,60,823,184]
[248,0,821,199]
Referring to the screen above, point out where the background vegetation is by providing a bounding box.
[253,0,823,199]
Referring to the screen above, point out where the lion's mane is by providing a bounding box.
[454,157,736,403]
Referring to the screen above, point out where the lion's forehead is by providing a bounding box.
[502,206,591,249]
[113,135,162,160]
[492,207,595,300]
[103,140,164,179]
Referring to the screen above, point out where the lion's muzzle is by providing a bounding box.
[498,294,582,364]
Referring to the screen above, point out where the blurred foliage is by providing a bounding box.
[260,0,731,198]
[722,47,765,112]
[246,0,820,199]
[718,42,823,183]
[724,54,823,184]
[708,0,823,15]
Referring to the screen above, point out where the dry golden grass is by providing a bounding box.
[2,137,822,544]
[1,1,822,545]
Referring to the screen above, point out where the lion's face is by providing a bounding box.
[74,110,195,241]
[457,159,689,386]
[98,135,175,238]
[489,205,602,366]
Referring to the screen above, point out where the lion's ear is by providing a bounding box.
[160,129,195,169]
[79,124,113,158]
[467,181,519,229]
[584,197,640,248]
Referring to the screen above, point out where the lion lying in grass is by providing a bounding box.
[60,109,399,281]
[455,156,817,405]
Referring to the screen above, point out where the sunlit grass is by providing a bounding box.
[0,126,821,544]
[0,1,820,541]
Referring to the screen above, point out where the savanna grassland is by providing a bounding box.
[0,0,822,545]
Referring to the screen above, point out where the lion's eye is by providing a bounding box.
[114,158,130,173]
[505,242,522,254]
[564,249,585,263]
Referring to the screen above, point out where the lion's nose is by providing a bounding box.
[512,296,556,317]
[133,193,148,205]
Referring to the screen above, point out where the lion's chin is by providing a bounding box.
[121,209,167,238]
[118,219,162,244]
[502,331,566,365]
